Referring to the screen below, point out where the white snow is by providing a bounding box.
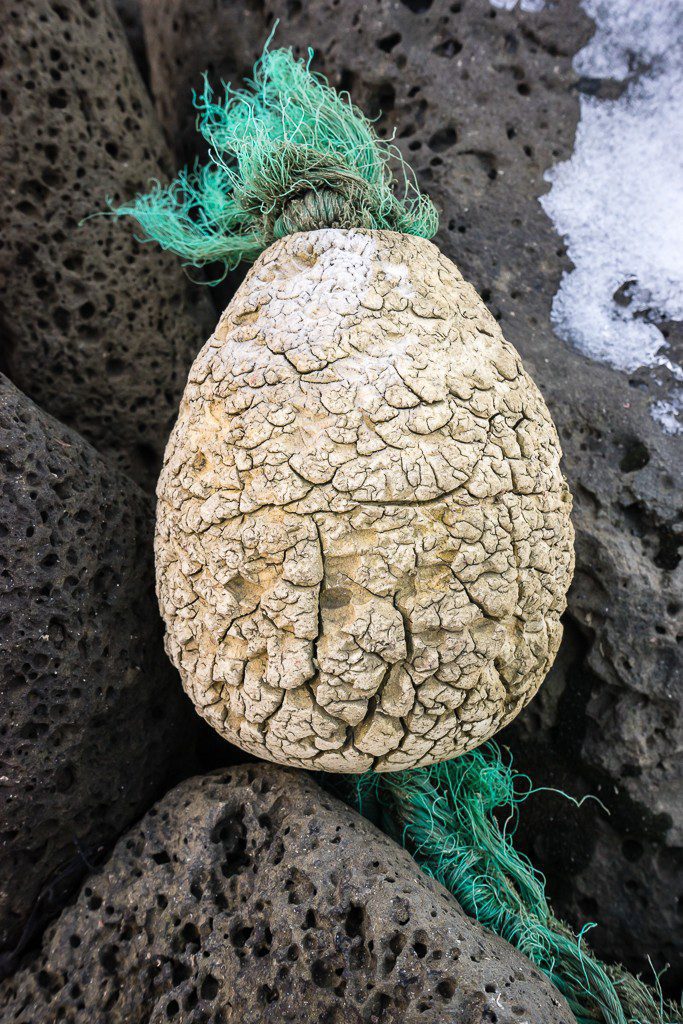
[490,0,548,11]
[539,0,683,432]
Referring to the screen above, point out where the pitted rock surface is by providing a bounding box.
[0,765,573,1024]
[0,375,191,960]
[0,0,212,489]
[157,229,574,772]
[139,0,682,986]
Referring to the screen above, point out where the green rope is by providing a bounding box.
[112,44,438,278]
[331,745,682,1024]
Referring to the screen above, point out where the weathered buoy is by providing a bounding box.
[118,47,573,771]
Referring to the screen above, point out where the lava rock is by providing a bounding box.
[138,0,682,990]
[114,0,149,82]
[0,374,193,963]
[141,0,267,164]
[0,765,572,1024]
[0,0,213,490]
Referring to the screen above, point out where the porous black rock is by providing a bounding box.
[138,0,682,989]
[0,765,573,1024]
[115,0,149,82]
[0,0,213,490]
[0,374,193,963]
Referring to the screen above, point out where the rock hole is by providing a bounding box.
[619,440,650,473]
[181,922,201,950]
[302,908,317,930]
[398,0,434,10]
[344,903,365,938]
[311,959,337,988]
[437,978,456,999]
[365,82,396,120]
[181,988,197,1011]
[211,808,250,876]
[433,38,462,58]
[98,944,118,974]
[257,984,278,1004]
[171,961,191,986]
[428,126,457,152]
[376,32,401,53]
[200,975,219,1001]
[231,924,253,950]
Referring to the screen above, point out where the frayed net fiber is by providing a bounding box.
[114,46,438,277]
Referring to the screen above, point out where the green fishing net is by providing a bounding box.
[114,42,682,1024]
[114,46,438,278]
[331,744,681,1024]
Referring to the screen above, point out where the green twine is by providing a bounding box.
[332,744,682,1024]
[112,44,438,279]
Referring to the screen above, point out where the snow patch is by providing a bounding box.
[490,0,548,11]
[540,0,683,432]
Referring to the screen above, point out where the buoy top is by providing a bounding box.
[114,46,438,279]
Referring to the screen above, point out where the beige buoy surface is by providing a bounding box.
[156,228,574,771]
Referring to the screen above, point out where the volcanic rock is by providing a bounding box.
[0,764,573,1024]
[0,374,192,962]
[0,0,212,489]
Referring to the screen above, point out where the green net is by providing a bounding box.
[113,45,438,278]
[331,744,681,1024]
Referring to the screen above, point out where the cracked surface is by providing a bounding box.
[157,229,574,771]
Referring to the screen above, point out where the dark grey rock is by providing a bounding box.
[141,0,266,164]
[138,0,682,990]
[0,765,573,1024]
[0,374,193,963]
[0,0,213,490]
[114,0,148,82]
